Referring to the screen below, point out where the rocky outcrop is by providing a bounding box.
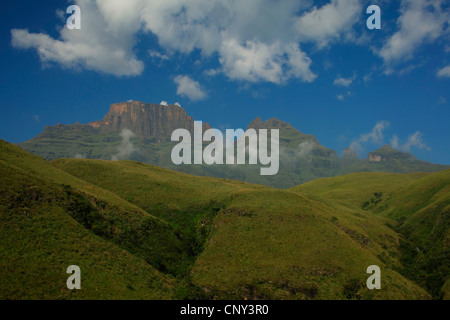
[367,145,415,162]
[367,153,383,162]
[89,101,211,140]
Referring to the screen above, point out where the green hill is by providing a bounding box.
[293,170,450,299]
[0,141,175,299]
[2,139,448,299]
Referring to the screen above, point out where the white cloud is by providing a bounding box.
[379,0,450,65]
[111,129,136,161]
[148,50,169,61]
[349,121,390,155]
[11,0,144,76]
[350,122,430,156]
[174,102,181,107]
[296,141,315,158]
[437,65,450,77]
[174,75,207,101]
[333,75,355,87]
[294,0,362,47]
[10,0,367,84]
[160,101,168,106]
[391,132,430,152]
[336,94,345,101]
[390,135,400,150]
[219,38,316,84]
[204,68,221,77]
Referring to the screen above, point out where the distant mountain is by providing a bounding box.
[18,101,449,188]
[89,101,211,140]
[367,144,415,162]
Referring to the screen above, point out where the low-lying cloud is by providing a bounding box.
[349,121,390,155]
[349,121,430,156]
[111,129,136,161]
[390,132,431,152]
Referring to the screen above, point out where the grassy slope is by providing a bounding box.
[1,141,195,277]
[293,170,450,299]
[51,159,269,263]
[191,188,428,299]
[2,140,444,299]
[0,143,174,299]
[53,158,430,299]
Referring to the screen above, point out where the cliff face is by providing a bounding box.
[89,101,210,140]
[367,153,383,162]
[367,145,415,162]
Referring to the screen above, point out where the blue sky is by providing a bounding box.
[0,0,449,164]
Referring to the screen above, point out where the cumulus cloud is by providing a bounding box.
[391,132,430,152]
[111,129,136,161]
[349,121,390,155]
[10,0,367,83]
[11,0,144,76]
[219,38,316,83]
[437,65,450,77]
[160,101,168,106]
[174,75,207,101]
[379,0,450,65]
[294,0,362,47]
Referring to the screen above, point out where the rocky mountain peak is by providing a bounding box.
[247,117,297,131]
[88,101,210,140]
[367,144,415,162]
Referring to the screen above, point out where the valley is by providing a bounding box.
[1,139,448,299]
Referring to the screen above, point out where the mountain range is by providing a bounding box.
[18,101,449,188]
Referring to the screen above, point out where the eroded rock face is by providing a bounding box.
[89,101,211,140]
[367,145,415,162]
[367,154,383,162]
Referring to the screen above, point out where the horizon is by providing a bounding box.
[0,1,449,165]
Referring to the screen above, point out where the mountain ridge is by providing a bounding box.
[17,101,449,188]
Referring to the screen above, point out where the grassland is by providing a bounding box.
[1,139,448,299]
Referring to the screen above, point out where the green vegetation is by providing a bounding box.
[0,143,174,299]
[293,170,450,299]
[1,139,448,299]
